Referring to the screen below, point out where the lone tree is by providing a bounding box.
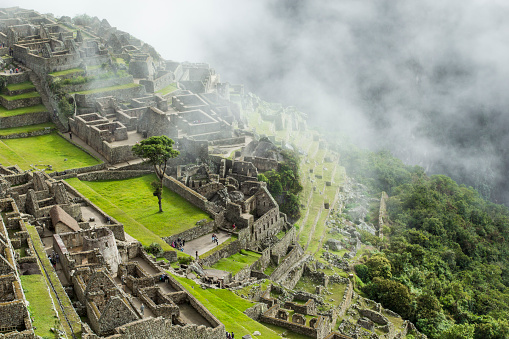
[132,136,179,212]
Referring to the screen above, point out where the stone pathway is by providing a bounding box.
[182,230,231,258]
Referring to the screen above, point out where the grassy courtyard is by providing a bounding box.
[0,132,101,170]
[65,175,211,250]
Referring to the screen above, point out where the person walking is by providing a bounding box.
[140,303,145,316]
[196,251,199,259]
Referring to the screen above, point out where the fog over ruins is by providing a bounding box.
[0,2,503,339]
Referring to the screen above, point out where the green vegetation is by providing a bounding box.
[339,146,509,338]
[209,250,262,275]
[0,91,40,101]
[171,274,280,338]
[201,234,237,258]
[132,136,180,212]
[26,224,81,337]
[48,68,84,77]
[0,132,101,170]
[156,83,178,95]
[5,81,35,92]
[0,104,47,117]
[71,82,141,95]
[20,274,59,338]
[65,174,210,243]
[0,122,55,136]
[258,147,303,219]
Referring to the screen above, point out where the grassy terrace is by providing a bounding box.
[26,224,81,337]
[0,122,55,136]
[5,81,35,91]
[209,250,262,275]
[0,91,40,101]
[171,274,280,338]
[65,175,211,251]
[0,132,101,171]
[20,274,59,338]
[0,104,47,117]
[156,83,178,95]
[71,82,141,95]
[48,68,84,77]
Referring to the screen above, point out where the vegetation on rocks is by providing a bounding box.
[340,145,509,338]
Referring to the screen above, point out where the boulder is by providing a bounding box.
[326,239,343,251]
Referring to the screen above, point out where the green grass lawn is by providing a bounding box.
[0,122,55,136]
[0,91,40,101]
[65,175,211,247]
[0,132,101,170]
[0,104,47,117]
[6,81,35,92]
[156,83,178,95]
[209,250,262,275]
[49,68,84,77]
[20,274,59,338]
[171,274,280,338]
[65,177,173,252]
[26,224,81,337]
[71,82,141,95]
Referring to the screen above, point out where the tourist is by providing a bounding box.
[231,332,234,339]
[195,251,199,259]
[69,132,72,139]
[140,303,145,315]
[55,254,59,263]
[232,223,236,231]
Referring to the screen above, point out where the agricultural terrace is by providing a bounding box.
[208,250,261,275]
[0,132,101,171]
[65,175,212,251]
[171,274,281,338]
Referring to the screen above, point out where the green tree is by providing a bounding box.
[366,254,392,280]
[132,136,179,212]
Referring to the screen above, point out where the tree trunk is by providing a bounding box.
[158,179,163,212]
[158,194,163,213]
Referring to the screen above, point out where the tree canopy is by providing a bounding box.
[132,136,179,212]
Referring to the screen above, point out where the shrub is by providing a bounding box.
[148,242,163,257]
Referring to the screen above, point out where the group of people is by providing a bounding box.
[211,233,219,246]
[7,68,20,74]
[48,251,59,269]
[226,331,234,339]
[159,273,170,283]
[170,238,185,251]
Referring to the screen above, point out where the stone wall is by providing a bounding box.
[74,84,146,107]
[270,226,296,264]
[0,110,50,129]
[378,191,388,238]
[77,170,152,182]
[243,156,280,173]
[243,302,268,321]
[200,239,242,267]
[260,304,330,339]
[270,245,304,281]
[59,75,134,93]
[163,220,215,245]
[162,175,208,212]
[337,279,353,317]
[0,95,42,110]
[111,316,225,339]
[209,136,245,146]
[139,71,173,93]
[0,126,53,139]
